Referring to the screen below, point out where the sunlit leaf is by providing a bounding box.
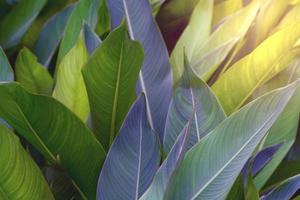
[97,95,160,200]
[212,0,243,25]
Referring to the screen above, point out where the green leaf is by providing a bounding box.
[225,174,244,200]
[0,47,13,81]
[0,83,106,199]
[170,0,213,84]
[163,80,300,200]
[245,174,259,200]
[212,0,243,25]
[82,25,143,149]
[53,35,90,122]
[212,23,300,115]
[0,124,54,199]
[15,48,53,95]
[0,0,47,49]
[95,0,110,36]
[190,1,259,81]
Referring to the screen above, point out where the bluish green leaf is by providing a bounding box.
[0,47,13,81]
[83,23,101,54]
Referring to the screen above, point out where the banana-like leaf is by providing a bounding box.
[245,174,259,200]
[95,0,110,36]
[97,95,160,200]
[0,124,54,199]
[34,5,74,67]
[212,23,300,115]
[0,83,106,199]
[261,174,300,200]
[170,0,213,84]
[0,47,13,81]
[53,35,89,122]
[57,0,101,63]
[83,25,143,149]
[163,58,225,153]
[163,80,300,200]
[212,0,243,25]
[190,1,259,81]
[107,0,172,141]
[15,48,53,95]
[0,0,46,49]
[141,122,192,200]
[83,23,101,54]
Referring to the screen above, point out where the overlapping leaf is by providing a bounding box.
[0,124,54,200]
[163,80,300,200]
[212,0,242,25]
[97,95,160,200]
[107,0,172,141]
[83,25,143,149]
[83,23,102,54]
[0,47,13,81]
[164,58,225,153]
[0,83,106,199]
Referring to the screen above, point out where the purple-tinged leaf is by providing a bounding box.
[107,0,173,142]
[141,120,192,200]
[97,95,160,200]
[163,57,225,153]
[34,5,74,68]
[261,174,300,200]
[83,23,102,55]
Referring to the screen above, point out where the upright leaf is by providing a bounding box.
[83,23,102,55]
[0,124,54,199]
[15,48,53,95]
[53,35,89,122]
[0,83,106,199]
[170,0,213,84]
[164,80,300,200]
[0,47,13,81]
[0,0,46,49]
[164,58,225,153]
[107,0,172,141]
[212,0,243,25]
[34,5,75,67]
[83,25,143,149]
[212,23,300,115]
[190,1,259,81]
[97,95,160,200]
[141,122,192,200]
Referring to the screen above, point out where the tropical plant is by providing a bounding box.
[0,0,300,199]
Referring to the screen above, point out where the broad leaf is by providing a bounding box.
[212,0,243,25]
[0,47,13,81]
[97,95,160,200]
[245,174,259,200]
[141,122,192,200]
[212,23,300,115]
[0,0,46,49]
[163,80,300,200]
[0,124,54,199]
[107,0,172,141]
[82,25,143,149]
[57,0,102,63]
[83,23,101,54]
[261,174,300,200]
[53,35,89,122]
[275,3,300,31]
[0,83,106,199]
[15,48,53,95]
[170,0,213,84]
[164,58,225,153]
[95,0,110,36]
[190,1,259,81]
[34,5,74,67]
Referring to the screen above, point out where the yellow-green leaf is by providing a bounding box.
[53,35,89,122]
[212,0,243,25]
[212,23,300,115]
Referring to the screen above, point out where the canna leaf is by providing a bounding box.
[163,80,300,200]
[107,0,172,141]
[164,57,225,153]
[15,48,53,95]
[82,25,143,149]
[95,0,110,36]
[0,82,106,199]
[83,23,102,54]
[141,121,192,200]
[57,0,102,63]
[0,124,54,200]
[0,0,47,49]
[34,5,75,67]
[97,95,160,200]
[245,174,259,200]
[0,47,13,82]
[190,1,259,81]
[53,35,89,122]
[261,174,300,200]
[170,0,213,84]
[212,23,300,115]
[212,0,243,25]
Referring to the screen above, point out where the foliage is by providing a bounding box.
[0,0,300,199]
